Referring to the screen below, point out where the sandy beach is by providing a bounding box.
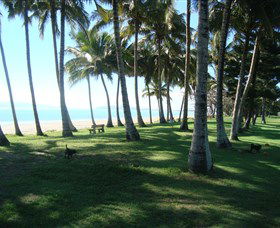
[2,118,154,135]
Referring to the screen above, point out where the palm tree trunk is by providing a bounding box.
[147,85,153,124]
[169,96,174,121]
[236,35,260,134]
[112,0,140,140]
[230,26,251,140]
[86,76,96,126]
[215,0,232,148]
[50,0,77,132]
[157,39,167,124]
[188,0,212,173]
[0,32,23,136]
[178,95,184,122]
[59,0,73,137]
[101,74,113,127]
[261,97,266,124]
[0,125,10,146]
[166,74,170,121]
[116,76,124,126]
[180,0,191,131]
[134,21,146,127]
[24,2,44,136]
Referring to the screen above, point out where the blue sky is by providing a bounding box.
[0,1,198,115]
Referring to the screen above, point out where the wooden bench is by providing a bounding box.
[89,124,105,134]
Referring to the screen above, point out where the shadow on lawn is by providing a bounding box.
[0,123,279,226]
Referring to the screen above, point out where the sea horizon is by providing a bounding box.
[0,106,195,124]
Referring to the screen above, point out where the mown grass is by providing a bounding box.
[0,117,279,227]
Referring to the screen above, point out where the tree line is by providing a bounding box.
[0,0,279,173]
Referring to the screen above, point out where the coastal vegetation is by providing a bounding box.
[0,0,280,225]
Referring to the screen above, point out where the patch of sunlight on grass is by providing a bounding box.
[258,161,280,171]
[215,165,244,174]
[148,153,177,161]
[21,193,41,204]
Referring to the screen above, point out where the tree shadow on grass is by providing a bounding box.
[0,122,280,226]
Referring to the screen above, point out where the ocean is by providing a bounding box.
[0,106,194,124]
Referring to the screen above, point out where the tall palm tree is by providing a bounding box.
[59,0,73,137]
[0,125,10,146]
[230,17,252,140]
[180,0,191,130]
[37,0,78,132]
[111,0,140,140]
[116,76,124,126]
[215,0,233,148]
[188,0,213,173]
[0,16,23,136]
[8,0,44,136]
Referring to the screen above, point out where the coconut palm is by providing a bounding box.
[116,76,124,126]
[214,0,233,148]
[0,15,23,136]
[121,0,148,127]
[112,0,140,139]
[35,0,88,132]
[142,81,168,111]
[188,0,213,173]
[66,29,115,128]
[5,0,44,136]
[180,0,191,130]
[0,125,9,146]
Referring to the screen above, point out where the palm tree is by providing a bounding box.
[188,0,213,173]
[7,0,44,136]
[230,16,252,140]
[66,30,115,128]
[66,61,96,126]
[122,0,147,127]
[0,125,10,146]
[180,0,191,131]
[36,0,79,132]
[142,81,168,112]
[215,0,233,148]
[111,0,140,140]
[116,76,124,126]
[59,0,73,137]
[0,16,23,136]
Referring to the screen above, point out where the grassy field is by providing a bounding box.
[0,117,279,227]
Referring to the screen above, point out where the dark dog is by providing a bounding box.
[65,145,77,159]
[250,144,262,153]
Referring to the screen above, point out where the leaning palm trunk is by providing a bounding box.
[86,76,96,126]
[261,97,266,124]
[166,75,174,122]
[147,85,153,124]
[116,76,124,126]
[230,27,251,140]
[134,22,146,127]
[157,39,167,124]
[101,74,113,127]
[24,2,44,136]
[0,125,10,146]
[59,0,73,137]
[0,30,23,136]
[50,0,77,132]
[215,0,232,148]
[112,0,140,140]
[188,0,213,173]
[236,35,260,134]
[178,95,184,122]
[180,0,191,131]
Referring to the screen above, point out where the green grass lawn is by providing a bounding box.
[0,117,279,227]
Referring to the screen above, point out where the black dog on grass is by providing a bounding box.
[65,145,77,159]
